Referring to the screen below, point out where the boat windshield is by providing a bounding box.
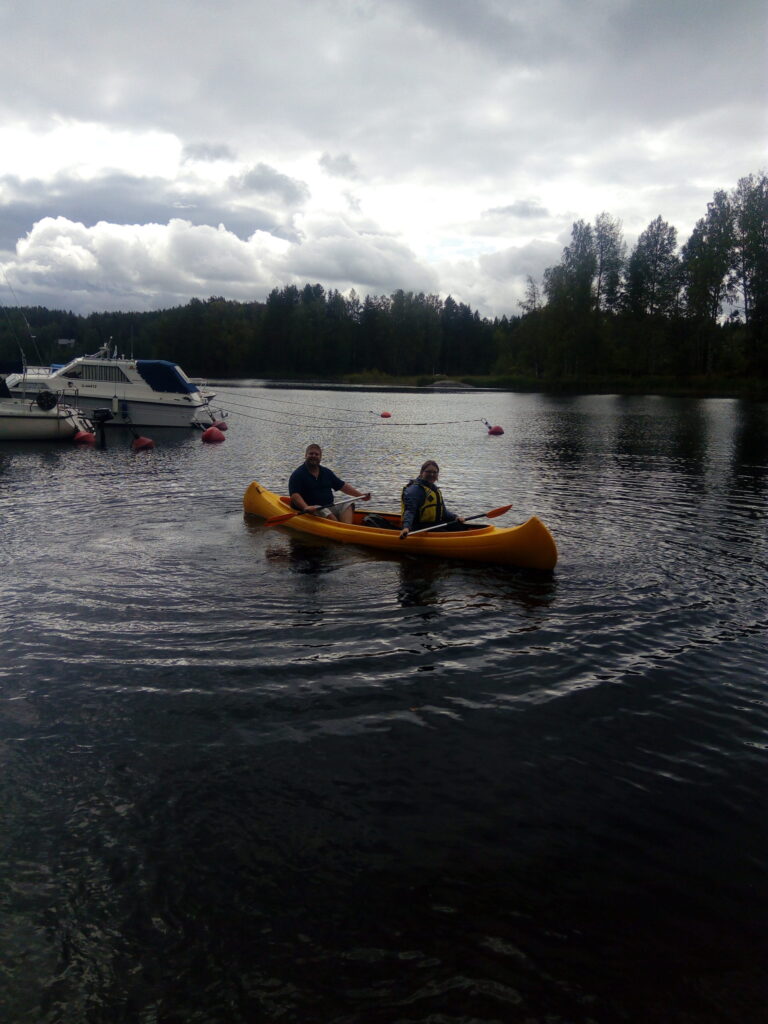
[63,363,131,382]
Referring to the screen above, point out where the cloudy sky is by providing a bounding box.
[1,0,765,318]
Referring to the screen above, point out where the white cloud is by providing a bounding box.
[2,214,436,314]
[6,217,289,311]
[280,222,439,295]
[479,240,564,285]
[0,0,764,318]
[0,121,181,180]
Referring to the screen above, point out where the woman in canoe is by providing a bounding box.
[399,460,466,539]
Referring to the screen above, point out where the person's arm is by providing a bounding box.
[443,507,466,525]
[399,484,420,538]
[340,482,371,501]
[289,491,318,512]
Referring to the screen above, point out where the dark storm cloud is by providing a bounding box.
[319,153,362,180]
[0,172,300,248]
[182,142,238,162]
[483,200,550,220]
[1,2,762,189]
[395,0,557,62]
[230,163,310,206]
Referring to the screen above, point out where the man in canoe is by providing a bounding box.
[289,443,371,523]
[399,460,466,539]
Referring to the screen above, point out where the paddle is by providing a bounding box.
[264,494,361,527]
[403,504,513,537]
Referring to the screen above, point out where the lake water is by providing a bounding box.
[1,388,766,1023]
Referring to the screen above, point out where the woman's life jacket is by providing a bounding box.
[401,478,446,526]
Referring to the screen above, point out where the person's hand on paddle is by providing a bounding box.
[340,486,371,503]
[401,515,463,539]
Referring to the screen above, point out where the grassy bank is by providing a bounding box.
[336,372,768,399]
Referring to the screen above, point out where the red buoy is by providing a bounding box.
[380,411,392,418]
[131,436,155,450]
[73,431,95,444]
[212,420,228,431]
[201,426,226,443]
[487,425,504,436]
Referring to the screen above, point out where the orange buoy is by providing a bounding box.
[380,411,392,418]
[487,425,504,436]
[73,431,95,444]
[201,426,226,443]
[131,436,155,450]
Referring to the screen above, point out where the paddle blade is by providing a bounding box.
[264,510,298,527]
[484,503,513,519]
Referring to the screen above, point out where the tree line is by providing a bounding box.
[502,171,767,381]
[1,171,765,388]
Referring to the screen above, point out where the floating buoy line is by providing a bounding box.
[213,387,502,432]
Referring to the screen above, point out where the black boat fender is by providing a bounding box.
[36,391,58,411]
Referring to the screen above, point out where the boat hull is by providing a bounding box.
[6,386,214,429]
[38,392,214,428]
[244,482,558,570]
[0,399,92,440]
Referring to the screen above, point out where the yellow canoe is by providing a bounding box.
[244,482,558,570]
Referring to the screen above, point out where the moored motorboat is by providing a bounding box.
[5,344,226,429]
[243,482,558,569]
[0,379,93,441]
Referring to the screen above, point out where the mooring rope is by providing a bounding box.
[215,387,387,417]
[215,389,487,429]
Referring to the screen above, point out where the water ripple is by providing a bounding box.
[1,392,766,1023]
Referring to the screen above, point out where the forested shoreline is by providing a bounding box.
[2,172,766,397]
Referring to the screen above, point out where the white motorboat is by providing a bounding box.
[0,379,93,441]
[5,345,226,429]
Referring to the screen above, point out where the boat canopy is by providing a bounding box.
[136,361,199,394]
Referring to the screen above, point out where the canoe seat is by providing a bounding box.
[362,513,400,530]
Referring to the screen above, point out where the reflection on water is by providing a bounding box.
[396,555,446,608]
[285,535,340,575]
[1,389,766,1024]
[733,399,768,471]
